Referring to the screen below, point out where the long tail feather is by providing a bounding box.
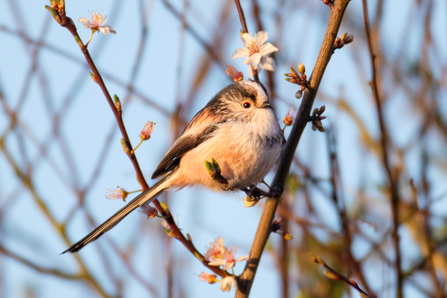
[61,176,170,254]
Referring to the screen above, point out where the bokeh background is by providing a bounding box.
[1,0,446,297]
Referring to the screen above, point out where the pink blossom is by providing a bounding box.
[207,238,249,270]
[204,237,226,262]
[140,121,156,141]
[78,11,116,35]
[105,187,127,202]
[220,276,237,292]
[198,272,218,284]
[225,64,244,82]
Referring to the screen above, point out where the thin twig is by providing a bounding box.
[310,254,376,298]
[361,1,403,297]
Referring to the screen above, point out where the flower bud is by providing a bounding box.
[283,107,296,126]
[140,121,155,141]
[139,203,158,219]
[298,63,305,74]
[45,5,62,23]
[89,72,98,83]
[324,270,340,280]
[284,233,293,240]
[120,138,130,155]
[295,90,303,99]
[50,0,58,9]
[319,105,326,114]
[114,94,121,111]
[343,34,354,44]
[160,201,170,213]
[225,64,244,82]
[290,67,297,75]
[198,272,218,284]
[244,195,258,207]
[58,0,65,10]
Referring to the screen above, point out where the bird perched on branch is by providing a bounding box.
[62,80,285,254]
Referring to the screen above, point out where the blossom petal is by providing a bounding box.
[99,26,110,35]
[104,25,116,34]
[222,262,235,270]
[208,259,226,266]
[247,53,262,68]
[254,31,268,45]
[215,237,224,248]
[259,43,278,56]
[260,57,276,71]
[83,24,93,29]
[232,48,250,59]
[248,65,254,77]
[220,276,237,292]
[78,17,90,24]
[241,33,255,47]
[236,255,249,262]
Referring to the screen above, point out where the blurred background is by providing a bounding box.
[1,0,446,297]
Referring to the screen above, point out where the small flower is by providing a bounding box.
[78,11,116,35]
[139,203,158,219]
[161,219,175,238]
[140,121,156,141]
[198,272,218,284]
[105,187,128,202]
[204,237,226,262]
[220,276,237,292]
[283,107,296,126]
[232,31,278,77]
[209,245,249,270]
[225,64,244,82]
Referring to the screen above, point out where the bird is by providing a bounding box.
[62,80,285,254]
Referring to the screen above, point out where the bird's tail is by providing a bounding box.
[61,175,171,254]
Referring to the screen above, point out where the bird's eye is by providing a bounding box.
[243,102,251,108]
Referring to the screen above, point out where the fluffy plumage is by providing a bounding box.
[62,80,285,254]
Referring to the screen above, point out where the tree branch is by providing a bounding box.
[235,1,352,296]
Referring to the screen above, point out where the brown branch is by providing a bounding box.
[235,0,352,297]
[49,6,228,279]
[361,1,403,297]
[327,127,376,296]
[310,254,376,298]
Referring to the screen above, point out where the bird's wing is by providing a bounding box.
[151,106,224,179]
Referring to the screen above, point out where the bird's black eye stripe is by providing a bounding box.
[249,94,256,101]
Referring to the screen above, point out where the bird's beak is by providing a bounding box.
[261,102,271,108]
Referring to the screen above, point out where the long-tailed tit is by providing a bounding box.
[62,80,285,253]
